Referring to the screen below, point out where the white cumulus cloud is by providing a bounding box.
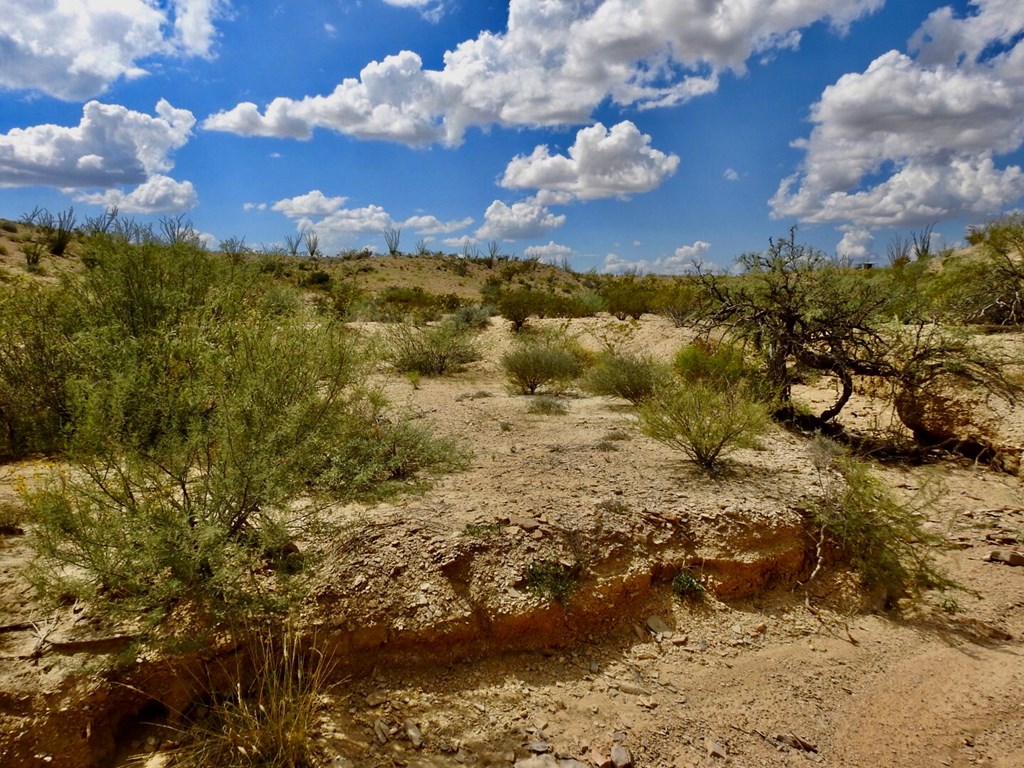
[204,0,883,146]
[0,100,196,212]
[476,198,567,240]
[500,121,679,201]
[271,190,350,217]
[524,241,573,263]
[604,240,712,275]
[0,0,230,100]
[771,0,1024,229]
[74,174,198,213]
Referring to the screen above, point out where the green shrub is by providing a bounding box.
[22,238,470,626]
[807,440,953,607]
[449,303,492,330]
[525,559,580,605]
[0,221,17,234]
[384,319,481,376]
[583,350,664,404]
[496,288,539,331]
[639,381,770,474]
[672,570,707,602]
[601,274,655,320]
[0,286,80,459]
[502,339,586,395]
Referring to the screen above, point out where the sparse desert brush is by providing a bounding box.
[21,236,469,626]
[501,331,589,395]
[806,438,954,608]
[639,380,770,474]
[583,349,665,404]
[384,317,481,376]
[496,287,540,331]
[673,339,763,393]
[524,559,581,605]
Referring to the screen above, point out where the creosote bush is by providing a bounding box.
[501,331,589,395]
[639,381,770,474]
[384,318,481,376]
[806,439,953,607]
[583,349,664,404]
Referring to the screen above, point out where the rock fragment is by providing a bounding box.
[610,743,633,768]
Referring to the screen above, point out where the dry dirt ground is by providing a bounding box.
[1,315,1023,768]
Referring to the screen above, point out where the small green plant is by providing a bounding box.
[524,559,581,605]
[384,319,481,376]
[501,334,587,395]
[806,438,954,607]
[0,221,17,234]
[639,382,770,474]
[672,570,706,602]
[463,521,501,537]
[498,421,513,432]
[527,396,568,415]
[583,350,664,404]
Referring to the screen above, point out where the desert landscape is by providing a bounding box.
[0,216,1022,768]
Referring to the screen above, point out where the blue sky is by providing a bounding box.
[1,1,1022,273]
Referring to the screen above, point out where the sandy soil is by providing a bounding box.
[1,315,1022,768]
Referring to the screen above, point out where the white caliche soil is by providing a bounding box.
[1,315,1022,768]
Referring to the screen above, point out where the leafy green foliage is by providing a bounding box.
[501,331,589,395]
[672,570,706,602]
[384,318,481,376]
[600,274,655,320]
[583,350,664,404]
[639,381,770,474]
[807,439,954,607]
[19,236,466,626]
[496,288,539,331]
[525,559,581,605]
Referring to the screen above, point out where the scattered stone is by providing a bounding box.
[366,690,389,707]
[617,682,650,696]
[753,623,768,635]
[669,634,689,646]
[527,742,551,754]
[328,758,355,768]
[373,719,390,744]
[589,749,613,768]
[988,550,1024,566]
[405,719,424,749]
[612,731,628,742]
[705,739,728,759]
[776,733,818,753]
[610,743,634,768]
[509,515,541,532]
[645,615,672,635]
[559,760,590,768]
[515,755,558,768]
